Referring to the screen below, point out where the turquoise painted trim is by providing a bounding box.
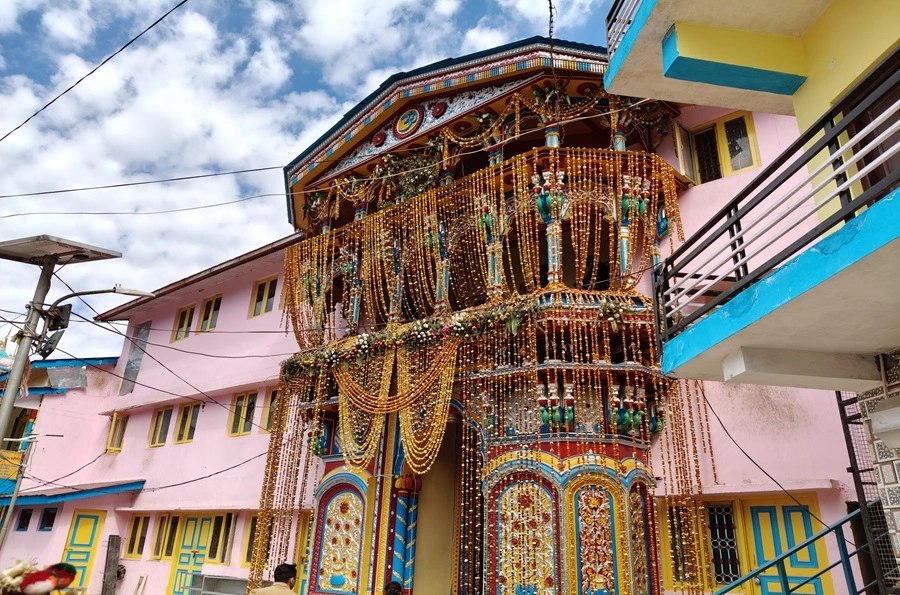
[751,506,782,562]
[604,0,658,89]
[783,506,818,568]
[0,479,145,505]
[662,190,900,375]
[32,357,118,369]
[661,26,805,95]
[314,472,369,498]
[0,357,117,383]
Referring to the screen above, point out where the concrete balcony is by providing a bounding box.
[654,54,900,391]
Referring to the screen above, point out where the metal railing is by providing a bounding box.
[605,0,642,57]
[713,505,888,595]
[654,47,900,344]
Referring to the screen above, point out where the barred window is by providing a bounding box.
[708,504,741,584]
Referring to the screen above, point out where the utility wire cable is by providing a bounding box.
[53,273,272,431]
[699,386,856,545]
[0,193,280,219]
[0,0,191,144]
[0,103,648,202]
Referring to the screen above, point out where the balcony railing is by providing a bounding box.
[654,48,900,344]
[605,0,642,58]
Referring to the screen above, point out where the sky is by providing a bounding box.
[0,0,611,360]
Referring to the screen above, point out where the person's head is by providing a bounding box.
[273,563,298,587]
[385,581,402,595]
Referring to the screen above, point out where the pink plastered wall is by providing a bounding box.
[12,255,320,591]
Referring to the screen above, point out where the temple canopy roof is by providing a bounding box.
[282,36,619,228]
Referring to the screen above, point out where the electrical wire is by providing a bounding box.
[0,193,282,219]
[699,386,857,545]
[0,0,191,144]
[52,273,273,431]
[22,451,267,494]
[0,103,648,204]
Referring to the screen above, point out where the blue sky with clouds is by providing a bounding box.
[0,0,611,358]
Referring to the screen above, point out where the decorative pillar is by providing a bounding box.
[355,198,368,221]
[389,475,421,594]
[488,144,504,166]
[544,123,560,147]
[477,196,506,299]
[439,170,455,187]
[427,215,451,313]
[534,170,568,286]
[339,244,362,333]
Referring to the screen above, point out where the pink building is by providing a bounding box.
[0,44,867,595]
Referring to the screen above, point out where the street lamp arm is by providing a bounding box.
[49,285,155,309]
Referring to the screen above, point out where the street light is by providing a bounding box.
[0,236,152,553]
[0,434,64,554]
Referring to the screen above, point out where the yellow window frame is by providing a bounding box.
[124,514,151,560]
[249,276,279,318]
[175,403,201,444]
[154,514,181,561]
[151,514,170,560]
[172,305,196,342]
[207,512,237,565]
[228,392,257,437]
[198,295,222,332]
[689,111,760,183]
[242,513,272,568]
[148,407,173,447]
[106,412,128,453]
[262,388,278,433]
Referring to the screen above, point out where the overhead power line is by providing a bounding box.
[0,0,191,145]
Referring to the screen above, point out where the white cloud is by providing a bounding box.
[461,19,512,54]
[41,2,96,49]
[495,0,608,31]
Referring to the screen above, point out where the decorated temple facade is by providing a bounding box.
[0,37,864,595]
[254,38,859,595]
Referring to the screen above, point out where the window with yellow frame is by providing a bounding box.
[262,388,277,432]
[172,305,195,342]
[229,392,257,437]
[250,276,278,318]
[175,403,201,444]
[106,412,128,453]
[148,407,173,447]
[151,514,182,560]
[675,111,760,184]
[207,512,236,564]
[198,295,222,332]
[659,500,750,590]
[243,513,272,567]
[124,514,151,560]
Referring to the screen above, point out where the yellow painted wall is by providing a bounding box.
[411,422,458,593]
[674,23,806,76]
[794,0,900,129]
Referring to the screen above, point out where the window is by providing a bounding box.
[675,112,759,184]
[120,321,150,395]
[107,412,128,453]
[38,508,57,531]
[16,509,32,531]
[208,513,236,564]
[172,306,195,342]
[250,277,278,317]
[199,296,222,332]
[708,504,741,584]
[667,504,698,584]
[149,408,173,447]
[175,404,201,444]
[243,514,272,567]
[229,392,257,437]
[125,515,151,559]
[262,389,278,432]
[152,514,181,560]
